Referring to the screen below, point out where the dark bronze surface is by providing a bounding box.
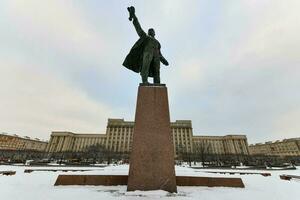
[123,6,169,84]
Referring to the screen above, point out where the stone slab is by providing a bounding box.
[176,176,245,188]
[54,175,128,186]
[24,169,91,173]
[280,174,300,181]
[203,171,271,176]
[0,171,16,176]
[139,83,166,87]
[54,175,245,188]
[127,85,177,192]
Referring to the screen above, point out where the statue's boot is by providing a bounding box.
[141,76,149,85]
[153,76,160,84]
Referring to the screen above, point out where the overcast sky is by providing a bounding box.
[0,0,299,143]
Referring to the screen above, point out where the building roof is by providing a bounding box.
[0,132,48,143]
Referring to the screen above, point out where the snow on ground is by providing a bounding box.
[0,164,299,200]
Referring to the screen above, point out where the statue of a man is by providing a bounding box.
[123,6,169,84]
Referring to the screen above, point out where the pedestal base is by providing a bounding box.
[127,85,177,193]
[54,175,245,188]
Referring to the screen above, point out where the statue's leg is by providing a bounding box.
[141,52,153,83]
[153,58,160,84]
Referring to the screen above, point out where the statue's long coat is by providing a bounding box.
[122,36,157,77]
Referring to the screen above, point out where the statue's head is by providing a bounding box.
[148,28,155,37]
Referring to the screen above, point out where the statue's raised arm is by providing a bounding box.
[127,6,146,38]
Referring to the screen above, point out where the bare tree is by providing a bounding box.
[194,142,211,167]
[84,144,115,164]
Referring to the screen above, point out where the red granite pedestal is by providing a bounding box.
[127,85,177,193]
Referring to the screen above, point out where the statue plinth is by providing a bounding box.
[127,85,177,193]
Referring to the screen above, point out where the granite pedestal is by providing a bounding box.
[127,85,177,193]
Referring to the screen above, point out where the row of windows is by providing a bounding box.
[0,142,45,148]
[108,136,132,139]
[48,135,250,154]
[108,128,191,133]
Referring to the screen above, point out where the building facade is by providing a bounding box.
[249,138,300,157]
[193,135,249,155]
[46,119,249,156]
[0,133,48,152]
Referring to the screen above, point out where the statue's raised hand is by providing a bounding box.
[127,6,135,21]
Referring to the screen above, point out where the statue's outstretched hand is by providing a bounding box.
[127,6,135,21]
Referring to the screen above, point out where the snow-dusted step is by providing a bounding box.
[0,171,16,176]
[54,174,245,188]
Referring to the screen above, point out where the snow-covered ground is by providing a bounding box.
[0,164,299,200]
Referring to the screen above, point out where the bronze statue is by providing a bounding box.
[123,6,169,84]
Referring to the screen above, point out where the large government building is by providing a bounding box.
[0,132,48,152]
[46,119,249,156]
[249,138,300,157]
